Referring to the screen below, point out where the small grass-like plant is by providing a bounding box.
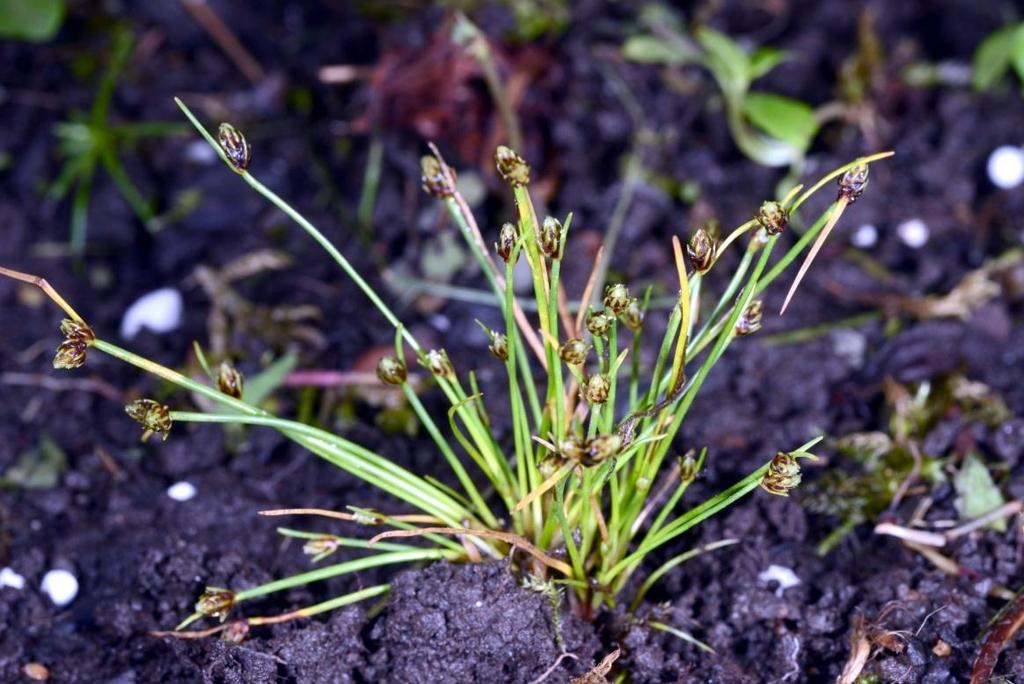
[1,97,891,641]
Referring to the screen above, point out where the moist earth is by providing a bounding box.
[1,1,1023,682]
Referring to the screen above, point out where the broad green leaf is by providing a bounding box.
[1010,25,1024,87]
[243,352,298,406]
[750,47,791,79]
[972,23,1020,90]
[954,453,1006,531]
[697,27,751,96]
[623,35,693,65]
[0,0,64,42]
[1,436,66,489]
[742,92,818,151]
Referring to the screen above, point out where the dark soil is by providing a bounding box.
[2,1,1024,682]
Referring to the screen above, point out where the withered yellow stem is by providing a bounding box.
[368,526,573,576]
[0,266,86,324]
[667,237,691,391]
[511,462,575,514]
[575,246,604,337]
[779,196,850,315]
[258,508,441,524]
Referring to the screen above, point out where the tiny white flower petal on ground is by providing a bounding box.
[987,145,1024,190]
[0,567,26,590]
[120,288,184,340]
[850,223,878,248]
[41,569,79,607]
[897,219,929,249]
[166,481,197,502]
[758,564,801,597]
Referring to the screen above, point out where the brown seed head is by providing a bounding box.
[756,200,789,236]
[687,228,717,274]
[376,356,407,385]
[760,451,802,496]
[420,155,456,198]
[53,318,95,369]
[195,587,236,621]
[53,340,89,370]
[559,338,590,365]
[622,298,644,331]
[488,331,509,361]
[540,216,562,258]
[496,222,518,263]
[584,434,622,465]
[678,452,699,483]
[495,145,530,186]
[838,163,869,203]
[217,362,244,399]
[586,310,614,338]
[217,123,251,173]
[60,318,95,343]
[302,536,340,561]
[423,349,454,379]
[583,374,610,404]
[125,399,173,442]
[735,300,763,336]
[560,435,587,462]
[603,284,630,315]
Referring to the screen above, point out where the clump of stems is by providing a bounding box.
[0,98,892,637]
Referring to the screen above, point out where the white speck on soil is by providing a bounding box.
[120,288,184,339]
[987,145,1024,189]
[41,569,79,606]
[758,564,801,597]
[897,218,929,249]
[831,329,867,369]
[850,223,878,248]
[166,481,197,502]
[0,567,26,590]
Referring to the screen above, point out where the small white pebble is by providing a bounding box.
[120,288,184,339]
[897,218,929,249]
[987,145,1024,189]
[850,223,878,249]
[474,600,483,608]
[166,481,197,502]
[0,567,26,590]
[41,569,79,607]
[429,313,451,333]
[758,564,801,597]
[831,329,867,369]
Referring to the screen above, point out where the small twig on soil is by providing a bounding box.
[569,648,620,684]
[873,522,946,547]
[368,527,572,576]
[178,0,265,84]
[971,590,1024,684]
[528,652,579,684]
[318,64,372,84]
[945,500,1023,541]
[1,372,124,403]
[837,614,871,684]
